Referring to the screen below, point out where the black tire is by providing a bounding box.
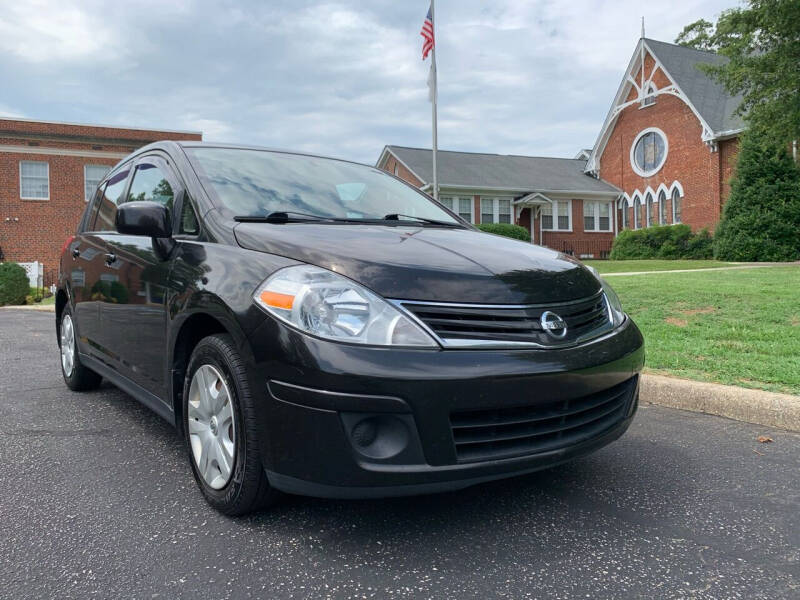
[182,334,279,515]
[59,306,102,392]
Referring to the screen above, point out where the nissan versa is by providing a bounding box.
[56,142,644,515]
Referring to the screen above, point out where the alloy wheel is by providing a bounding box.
[187,365,237,489]
[60,314,75,377]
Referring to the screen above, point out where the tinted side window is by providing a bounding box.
[93,169,130,231]
[84,183,106,231]
[180,197,199,235]
[127,164,175,212]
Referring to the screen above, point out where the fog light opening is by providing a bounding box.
[347,415,409,460]
[351,418,379,447]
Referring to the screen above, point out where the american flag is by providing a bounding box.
[420,4,434,60]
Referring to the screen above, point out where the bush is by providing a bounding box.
[0,263,30,306]
[714,132,800,262]
[477,223,530,241]
[610,224,713,260]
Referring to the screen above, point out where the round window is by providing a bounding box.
[630,128,668,176]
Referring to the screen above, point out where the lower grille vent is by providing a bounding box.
[449,377,636,463]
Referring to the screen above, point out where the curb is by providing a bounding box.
[641,373,800,432]
[0,305,55,312]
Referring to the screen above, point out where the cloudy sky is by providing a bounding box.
[1,0,735,163]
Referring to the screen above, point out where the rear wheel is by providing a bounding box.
[59,308,102,391]
[183,334,278,515]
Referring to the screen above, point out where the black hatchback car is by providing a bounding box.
[57,142,644,515]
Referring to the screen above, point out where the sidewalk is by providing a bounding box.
[603,262,799,277]
[0,304,55,312]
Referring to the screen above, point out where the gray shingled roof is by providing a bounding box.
[384,146,620,194]
[645,38,744,134]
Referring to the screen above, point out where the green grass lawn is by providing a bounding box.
[583,259,736,274]
[610,266,800,395]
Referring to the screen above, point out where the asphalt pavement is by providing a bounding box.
[1,309,798,599]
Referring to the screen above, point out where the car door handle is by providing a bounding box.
[71,247,80,258]
[104,252,116,265]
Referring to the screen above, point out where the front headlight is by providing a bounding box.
[585,265,626,328]
[601,278,626,327]
[254,265,438,347]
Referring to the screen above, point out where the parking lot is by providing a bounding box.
[1,309,798,599]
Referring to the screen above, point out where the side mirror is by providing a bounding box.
[116,201,171,238]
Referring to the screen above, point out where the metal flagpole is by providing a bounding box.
[430,0,439,201]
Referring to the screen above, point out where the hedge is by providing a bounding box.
[477,223,530,241]
[0,263,30,306]
[609,224,714,260]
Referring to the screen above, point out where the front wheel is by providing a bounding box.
[183,334,278,515]
[59,308,102,391]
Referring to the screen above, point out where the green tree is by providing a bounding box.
[714,131,800,261]
[675,19,716,50]
[675,0,800,148]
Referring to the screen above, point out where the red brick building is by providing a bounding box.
[586,38,742,234]
[378,38,742,257]
[376,145,621,258]
[0,118,201,279]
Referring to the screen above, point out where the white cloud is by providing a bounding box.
[0,0,120,63]
[0,0,735,162]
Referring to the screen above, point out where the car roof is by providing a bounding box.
[175,141,374,170]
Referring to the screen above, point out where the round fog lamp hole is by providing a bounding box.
[348,415,410,460]
[351,419,378,447]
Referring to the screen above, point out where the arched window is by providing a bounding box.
[645,193,653,227]
[658,190,666,224]
[633,196,641,229]
[643,83,657,106]
[620,201,628,229]
[672,188,682,223]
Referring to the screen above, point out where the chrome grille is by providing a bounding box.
[398,292,611,348]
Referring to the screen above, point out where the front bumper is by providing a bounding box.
[245,316,644,499]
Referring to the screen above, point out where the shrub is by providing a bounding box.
[685,228,714,259]
[477,223,530,241]
[714,132,800,262]
[610,224,713,260]
[0,263,30,306]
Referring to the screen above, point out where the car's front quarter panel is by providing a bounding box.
[166,239,299,363]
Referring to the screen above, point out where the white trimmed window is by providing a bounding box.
[620,203,629,229]
[631,128,668,177]
[642,83,657,106]
[20,161,49,200]
[583,201,612,232]
[672,188,682,223]
[84,165,111,202]
[439,195,473,223]
[541,200,571,231]
[393,163,399,176]
[658,190,667,224]
[633,197,642,229]
[479,197,512,224]
[645,192,654,227]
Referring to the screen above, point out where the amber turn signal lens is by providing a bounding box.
[259,290,294,310]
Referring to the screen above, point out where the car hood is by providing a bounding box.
[234,223,600,304]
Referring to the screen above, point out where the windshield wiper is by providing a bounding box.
[383,213,462,227]
[234,211,350,224]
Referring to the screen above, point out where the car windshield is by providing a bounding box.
[186,147,461,224]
